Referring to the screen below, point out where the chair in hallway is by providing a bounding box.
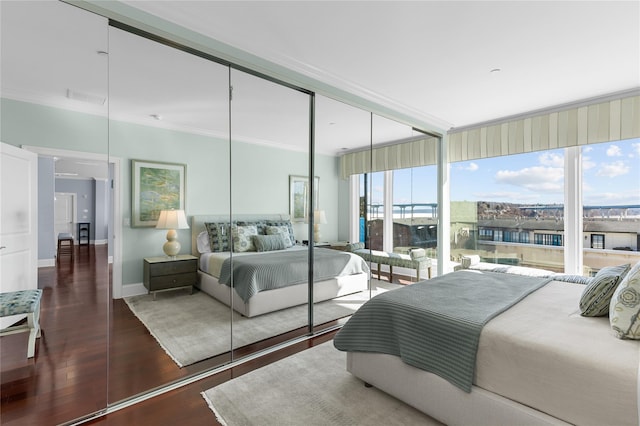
[57,233,74,261]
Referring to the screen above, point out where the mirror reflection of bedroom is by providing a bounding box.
[1,1,418,422]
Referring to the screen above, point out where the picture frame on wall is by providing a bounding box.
[289,175,319,222]
[131,159,186,227]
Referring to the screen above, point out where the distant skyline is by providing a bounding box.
[378,138,640,207]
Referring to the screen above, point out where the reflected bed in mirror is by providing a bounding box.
[191,215,369,317]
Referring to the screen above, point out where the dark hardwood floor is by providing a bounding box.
[0,245,345,425]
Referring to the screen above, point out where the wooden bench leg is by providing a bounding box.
[389,265,393,283]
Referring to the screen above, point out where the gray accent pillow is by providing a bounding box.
[266,220,296,246]
[265,226,293,248]
[579,264,631,317]
[252,234,286,252]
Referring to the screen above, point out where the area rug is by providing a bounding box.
[202,341,442,426]
[124,280,398,367]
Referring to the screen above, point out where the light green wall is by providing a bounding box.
[1,98,344,286]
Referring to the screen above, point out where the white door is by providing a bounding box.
[54,192,75,240]
[0,142,38,328]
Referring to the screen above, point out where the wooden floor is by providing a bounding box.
[0,245,343,425]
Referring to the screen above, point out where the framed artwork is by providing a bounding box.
[131,160,186,227]
[289,175,319,222]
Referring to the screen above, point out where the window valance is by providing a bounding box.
[447,92,640,163]
[339,136,439,179]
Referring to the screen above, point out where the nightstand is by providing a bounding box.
[143,255,198,300]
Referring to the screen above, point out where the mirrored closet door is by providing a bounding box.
[228,68,313,356]
[106,24,232,403]
[0,1,110,423]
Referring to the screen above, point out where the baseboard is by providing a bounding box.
[120,283,147,298]
[38,258,55,268]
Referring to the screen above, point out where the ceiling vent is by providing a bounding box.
[66,89,106,105]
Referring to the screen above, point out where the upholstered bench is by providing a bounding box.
[0,289,43,358]
[347,243,432,282]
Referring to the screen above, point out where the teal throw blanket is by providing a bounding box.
[334,270,551,392]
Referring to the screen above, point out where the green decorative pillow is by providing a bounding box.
[580,264,631,317]
[232,225,257,252]
[252,234,286,252]
[265,226,293,248]
[345,242,365,252]
[610,262,640,339]
[409,248,426,260]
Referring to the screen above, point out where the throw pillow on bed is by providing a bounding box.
[265,226,293,248]
[610,262,640,339]
[580,264,631,317]
[253,234,286,252]
[232,225,258,252]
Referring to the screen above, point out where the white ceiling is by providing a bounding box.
[1,1,639,178]
[125,0,640,128]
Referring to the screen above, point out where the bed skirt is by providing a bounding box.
[197,270,368,317]
[347,351,569,426]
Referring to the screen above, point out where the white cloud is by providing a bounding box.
[606,145,622,157]
[495,166,564,192]
[582,156,596,170]
[465,162,479,171]
[596,161,629,178]
[583,146,593,153]
[632,142,640,157]
[538,152,564,167]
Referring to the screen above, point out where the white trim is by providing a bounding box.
[438,135,451,276]
[38,259,56,268]
[383,171,393,252]
[349,175,360,244]
[564,146,583,274]
[121,283,147,298]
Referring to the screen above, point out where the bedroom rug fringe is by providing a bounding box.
[201,341,442,426]
[124,281,399,367]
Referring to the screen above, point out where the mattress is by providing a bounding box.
[475,280,639,425]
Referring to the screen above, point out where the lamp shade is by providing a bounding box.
[314,210,327,224]
[156,209,189,230]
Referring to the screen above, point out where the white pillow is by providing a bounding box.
[265,225,293,248]
[610,261,640,339]
[196,231,211,253]
[232,225,257,252]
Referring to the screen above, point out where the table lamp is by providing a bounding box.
[156,209,189,258]
[313,210,327,243]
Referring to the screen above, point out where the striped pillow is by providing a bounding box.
[579,264,631,317]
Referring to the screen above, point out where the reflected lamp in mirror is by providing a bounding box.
[313,210,327,243]
[156,209,189,258]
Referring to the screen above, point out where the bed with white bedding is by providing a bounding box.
[191,214,369,317]
[334,267,640,426]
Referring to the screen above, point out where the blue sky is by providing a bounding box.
[383,138,640,207]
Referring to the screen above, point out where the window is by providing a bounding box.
[582,139,640,274]
[534,233,563,246]
[450,149,566,272]
[392,166,438,253]
[591,234,605,249]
